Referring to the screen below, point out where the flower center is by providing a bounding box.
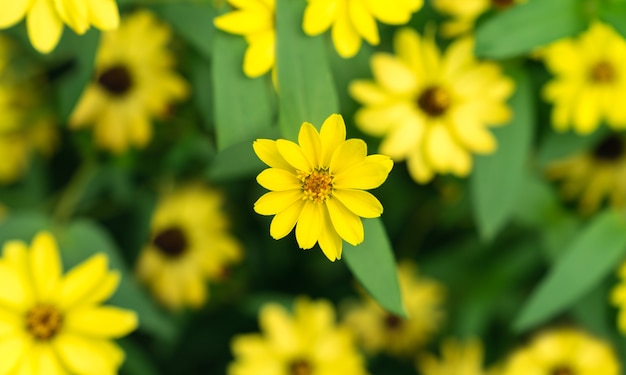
[97,64,133,95]
[290,359,313,375]
[492,0,515,10]
[25,304,63,341]
[593,135,624,161]
[417,86,450,117]
[551,365,575,375]
[153,226,188,257]
[301,169,333,203]
[384,314,404,330]
[589,61,616,84]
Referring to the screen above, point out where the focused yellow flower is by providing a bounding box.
[303,0,422,58]
[0,0,120,53]
[214,0,275,78]
[229,297,368,375]
[136,184,243,310]
[343,260,444,356]
[418,338,495,375]
[69,10,189,154]
[0,231,138,374]
[542,22,626,134]
[502,328,620,375]
[433,0,522,37]
[253,113,393,262]
[350,28,513,183]
[610,261,626,334]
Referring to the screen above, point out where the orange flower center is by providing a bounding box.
[417,86,450,117]
[492,0,515,10]
[551,365,575,375]
[98,64,133,95]
[153,226,188,257]
[301,169,333,203]
[593,135,624,161]
[589,61,616,84]
[25,304,63,341]
[290,359,313,375]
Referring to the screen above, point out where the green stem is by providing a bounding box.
[53,160,97,224]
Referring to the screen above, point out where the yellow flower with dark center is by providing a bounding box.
[214,0,275,78]
[546,134,626,214]
[418,338,495,375]
[0,0,120,53]
[611,261,626,334]
[350,28,513,184]
[0,231,138,374]
[303,0,422,58]
[136,184,243,310]
[502,328,619,375]
[433,0,523,37]
[542,22,626,134]
[253,113,393,262]
[343,260,444,356]
[69,10,189,154]
[228,298,368,375]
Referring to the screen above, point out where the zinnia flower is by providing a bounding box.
[69,10,189,154]
[0,231,138,374]
[542,22,626,134]
[418,338,495,375]
[228,297,368,375]
[303,0,422,58]
[350,28,513,183]
[136,184,243,310]
[432,0,522,37]
[253,113,393,261]
[0,0,120,53]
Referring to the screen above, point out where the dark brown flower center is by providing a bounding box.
[384,314,404,330]
[418,86,450,117]
[97,64,133,95]
[589,61,616,84]
[301,169,333,203]
[290,359,313,375]
[551,365,575,375]
[492,0,515,10]
[25,304,63,341]
[153,226,188,257]
[593,135,624,161]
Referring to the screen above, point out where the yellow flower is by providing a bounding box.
[69,10,189,154]
[303,0,422,58]
[214,0,275,78]
[229,297,368,375]
[502,328,620,375]
[350,28,513,184]
[253,113,393,262]
[0,231,138,374]
[0,0,119,53]
[418,338,494,375]
[343,260,444,356]
[433,0,523,37]
[610,261,626,334]
[542,22,626,134]
[546,134,626,215]
[136,184,243,310]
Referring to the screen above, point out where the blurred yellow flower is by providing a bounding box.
[0,0,120,53]
[610,261,626,334]
[253,113,393,262]
[343,260,444,356]
[303,0,422,58]
[418,338,495,375]
[136,184,243,310]
[350,29,513,183]
[69,10,189,154]
[433,0,522,37]
[543,22,626,134]
[214,0,275,78]
[546,134,626,214]
[0,231,138,374]
[502,328,619,375]
[229,297,368,375]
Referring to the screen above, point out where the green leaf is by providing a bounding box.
[536,126,608,167]
[212,29,276,150]
[514,210,626,332]
[343,218,405,317]
[599,2,626,39]
[470,67,533,240]
[0,212,51,244]
[276,0,339,140]
[475,0,588,59]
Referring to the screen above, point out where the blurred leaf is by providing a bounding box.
[537,126,608,167]
[344,218,405,317]
[276,0,339,140]
[0,212,51,243]
[514,210,626,332]
[212,30,275,150]
[475,0,588,59]
[119,338,160,375]
[471,67,533,240]
[599,2,626,39]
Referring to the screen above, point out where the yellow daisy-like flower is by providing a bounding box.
[136,184,243,310]
[610,261,626,334]
[0,0,119,53]
[546,134,626,214]
[253,113,393,262]
[343,260,444,356]
[229,297,368,375]
[69,10,189,154]
[433,0,522,37]
[542,22,626,134]
[502,328,620,375]
[418,338,495,375]
[214,0,275,78]
[0,231,138,374]
[303,0,422,58]
[350,28,513,184]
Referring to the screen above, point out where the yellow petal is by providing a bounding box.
[450,111,496,153]
[243,31,275,78]
[0,335,27,374]
[0,0,29,28]
[379,115,424,160]
[259,304,299,352]
[31,343,67,375]
[64,306,138,338]
[183,272,207,308]
[364,0,415,24]
[349,80,389,105]
[317,206,342,261]
[53,0,89,34]
[29,232,61,302]
[319,114,347,166]
[332,189,383,218]
[78,271,120,306]
[27,0,65,53]
[333,154,393,189]
[371,53,417,94]
[256,168,301,191]
[329,139,367,174]
[348,0,379,45]
[253,139,294,171]
[254,190,303,215]
[573,89,602,134]
[298,122,322,167]
[326,197,364,245]
[303,0,337,35]
[406,148,434,184]
[393,27,424,75]
[54,334,123,375]
[0,309,21,336]
[0,262,32,311]
[214,10,271,35]
[331,5,362,58]
[354,102,414,136]
[270,199,305,239]
[295,201,323,249]
[68,87,103,128]
[56,254,108,310]
[425,123,472,176]
[87,0,119,30]
[128,114,152,149]
[276,139,312,171]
